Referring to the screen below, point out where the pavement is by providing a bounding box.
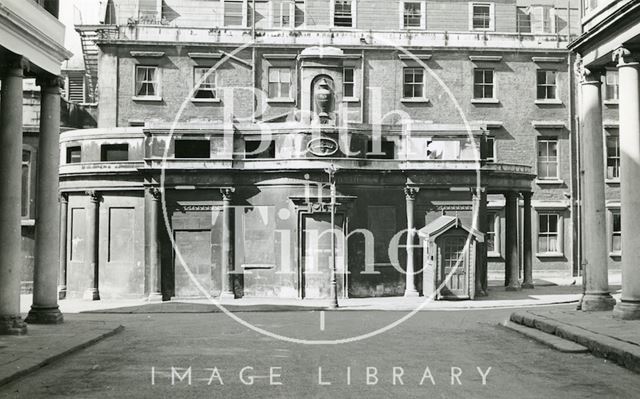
[0,319,123,387]
[509,309,640,374]
[19,281,586,314]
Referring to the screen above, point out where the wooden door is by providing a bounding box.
[301,213,345,299]
[437,234,469,298]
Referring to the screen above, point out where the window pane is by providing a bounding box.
[21,164,29,217]
[485,85,493,98]
[474,85,484,99]
[344,68,354,82]
[538,236,547,253]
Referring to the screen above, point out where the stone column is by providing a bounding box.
[84,191,101,300]
[522,192,534,289]
[505,191,520,291]
[220,188,236,300]
[147,188,163,302]
[472,187,488,296]
[58,193,68,300]
[0,56,28,335]
[404,186,419,297]
[613,48,640,319]
[26,76,65,324]
[580,67,615,311]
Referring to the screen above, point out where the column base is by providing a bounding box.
[0,315,28,335]
[404,289,420,297]
[219,291,236,300]
[581,293,616,312]
[521,281,535,289]
[58,285,67,300]
[25,306,64,324]
[83,288,100,301]
[613,301,640,320]
[505,284,521,292]
[147,292,163,302]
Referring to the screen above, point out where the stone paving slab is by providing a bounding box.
[510,309,640,373]
[502,320,589,353]
[0,318,123,387]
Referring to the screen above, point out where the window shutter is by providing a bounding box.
[68,74,85,103]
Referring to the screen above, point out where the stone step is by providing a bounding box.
[502,321,590,353]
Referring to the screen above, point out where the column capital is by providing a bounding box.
[579,64,603,85]
[148,187,162,200]
[36,75,65,93]
[521,191,533,200]
[613,47,640,67]
[404,186,419,200]
[220,187,235,201]
[0,55,29,77]
[86,190,101,203]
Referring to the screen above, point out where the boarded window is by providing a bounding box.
[368,206,397,264]
[108,208,135,263]
[70,208,86,261]
[241,207,275,266]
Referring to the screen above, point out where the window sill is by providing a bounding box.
[342,97,360,103]
[470,28,495,32]
[487,251,502,259]
[536,252,564,258]
[605,179,620,185]
[21,219,35,227]
[604,100,619,106]
[267,98,295,104]
[535,99,563,105]
[536,179,564,185]
[471,98,500,104]
[191,98,221,103]
[609,252,621,259]
[401,98,430,104]
[132,96,163,102]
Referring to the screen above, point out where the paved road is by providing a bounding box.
[1,305,639,398]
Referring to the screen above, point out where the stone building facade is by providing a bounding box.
[1,0,71,334]
[62,0,581,302]
[569,0,640,318]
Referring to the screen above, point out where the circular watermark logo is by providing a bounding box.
[158,36,482,345]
